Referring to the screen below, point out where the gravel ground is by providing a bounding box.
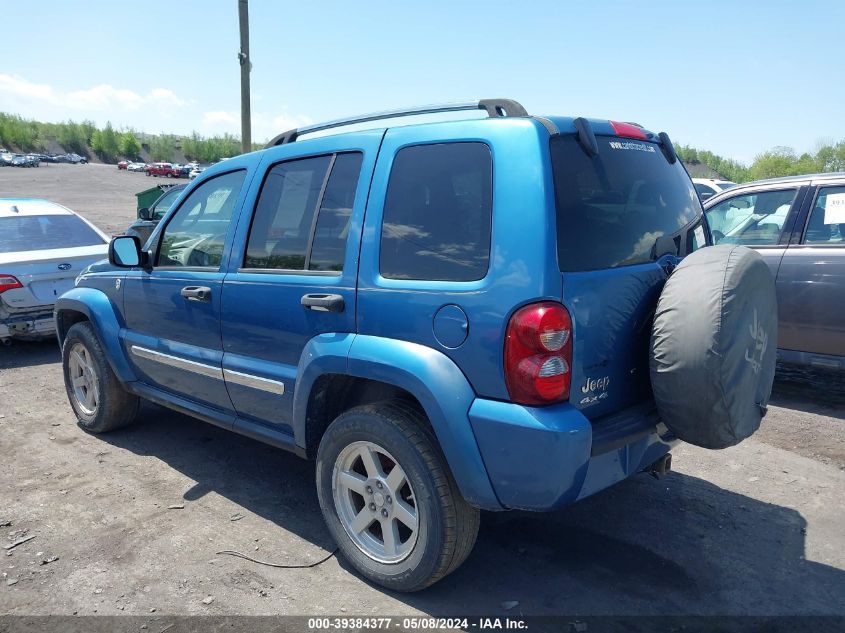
[0,164,843,620]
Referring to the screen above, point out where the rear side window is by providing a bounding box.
[705,188,797,246]
[551,135,701,271]
[380,142,492,281]
[0,215,105,253]
[244,152,362,271]
[803,186,845,245]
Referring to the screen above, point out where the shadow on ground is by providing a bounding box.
[771,364,845,419]
[0,339,60,370]
[95,403,845,616]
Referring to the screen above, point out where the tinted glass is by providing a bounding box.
[717,182,737,191]
[309,153,363,271]
[244,155,332,269]
[157,170,246,267]
[804,186,845,245]
[380,143,492,281]
[695,183,716,198]
[151,187,183,220]
[551,135,701,271]
[0,215,105,253]
[705,188,797,245]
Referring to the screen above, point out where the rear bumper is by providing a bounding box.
[469,398,676,511]
[0,309,55,340]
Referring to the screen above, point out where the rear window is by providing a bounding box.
[551,135,701,271]
[0,215,105,253]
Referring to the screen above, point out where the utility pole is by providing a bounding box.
[238,0,251,154]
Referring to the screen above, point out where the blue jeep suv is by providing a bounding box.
[56,99,706,591]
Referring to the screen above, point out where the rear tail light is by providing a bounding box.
[0,275,23,294]
[504,301,573,405]
[610,120,648,140]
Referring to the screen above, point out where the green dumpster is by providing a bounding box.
[135,184,177,218]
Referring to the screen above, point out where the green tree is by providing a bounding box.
[57,121,88,155]
[149,134,175,161]
[119,132,142,159]
[91,121,120,162]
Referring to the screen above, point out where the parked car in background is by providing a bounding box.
[188,166,204,180]
[124,183,187,244]
[35,153,60,163]
[55,153,88,164]
[118,160,130,170]
[693,177,737,201]
[704,173,845,371]
[0,151,13,166]
[128,162,147,172]
[145,162,181,178]
[1,198,109,344]
[11,154,39,168]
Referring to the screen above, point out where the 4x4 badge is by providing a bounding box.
[115,279,121,290]
[580,376,610,405]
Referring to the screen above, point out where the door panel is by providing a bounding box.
[777,185,845,359]
[220,131,382,430]
[120,167,252,414]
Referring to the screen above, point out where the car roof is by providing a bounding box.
[0,198,74,217]
[732,172,845,187]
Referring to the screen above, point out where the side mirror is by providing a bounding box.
[138,207,153,221]
[109,235,144,268]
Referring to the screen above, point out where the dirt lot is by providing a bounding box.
[0,165,844,621]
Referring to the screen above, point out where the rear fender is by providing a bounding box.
[54,287,137,383]
[294,333,501,510]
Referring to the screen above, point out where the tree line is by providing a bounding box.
[4,111,845,178]
[0,112,259,164]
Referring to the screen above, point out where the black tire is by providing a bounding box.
[62,321,139,433]
[316,402,479,591]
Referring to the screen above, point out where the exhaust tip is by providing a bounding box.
[648,453,672,478]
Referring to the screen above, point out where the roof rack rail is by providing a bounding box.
[264,98,528,148]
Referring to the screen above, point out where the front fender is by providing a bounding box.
[54,288,137,383]
[294,333,502,510]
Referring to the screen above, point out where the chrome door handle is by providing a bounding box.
[180,286,211,302]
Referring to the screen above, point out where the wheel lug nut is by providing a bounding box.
[381,509,388,517]
[369,503,376,511]
[376,482,383,489]
[366,486,373,494]
[386,496,392,504]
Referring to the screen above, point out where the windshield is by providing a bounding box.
[551,135,702,271]
[0,214,105,253]
[152,188,183,220]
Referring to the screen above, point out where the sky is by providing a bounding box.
[1,0,842,164]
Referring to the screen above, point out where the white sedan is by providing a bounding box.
[0,199,110,344]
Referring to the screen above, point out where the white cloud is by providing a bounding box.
[0,73,188,113]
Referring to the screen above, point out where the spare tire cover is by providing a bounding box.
[650,244,777,449]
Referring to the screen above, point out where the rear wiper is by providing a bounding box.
[573,117,599,157]
[658,132,677,164]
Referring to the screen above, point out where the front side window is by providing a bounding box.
[705,188,797,246]
[244,152,362,271]
[380,142,492,281]
[804,186,845,245]
[157,170,246,268]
